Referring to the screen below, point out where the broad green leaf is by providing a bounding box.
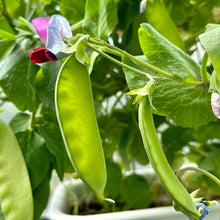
[146,0,184,50]
[4,0,20,17]
[120,174,150,209]
[9,112,31,133]
[199,24,220,93]
[36,61,61,111]
[193,120,220,143]
[0,16,14,33]
[132,23,217,128]
[0,29,15,40]
[162,126,193,170]
[0,39,16,60]
[83,0,117,41]
[117,0,142,30]
[139,23,199,80]
[0,39,40,111]
[104,161,122,199]
[38,119,73,179]
[59,0,86,24]
[0,29,16,59]
[16,130,52,190]
[33,176,50,220]
[123,55,216,128]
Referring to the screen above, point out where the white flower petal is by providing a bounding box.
[48,14,72,39]
[211,92,220,119]
[46,26,69,59]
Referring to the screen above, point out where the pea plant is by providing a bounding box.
[1,0,220,220]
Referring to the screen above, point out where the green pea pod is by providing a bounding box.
[0,119,33,220]
[146,0,185,50]
[55,54,106,200]
[138,97,200,219]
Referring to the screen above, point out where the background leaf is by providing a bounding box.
[0,38,40,111]
[59,0,86,24]
[120,174,150,209]
[146,0,184,49]
[83,0,117,41]
[199,24,220,93]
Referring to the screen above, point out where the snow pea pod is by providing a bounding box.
[138,97,200,219]
[0,119,33,220]
[55,54,106,200]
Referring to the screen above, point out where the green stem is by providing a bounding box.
[201,51,210,85]
[86,42,154,81]
[89,38,203,86]
[1,0,15,31]
[71,19,84,32]
[177,166,220,187]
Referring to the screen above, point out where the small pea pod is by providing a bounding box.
[138,97,200,219]
[55,54,106,200]
[146,0,184,50]
[0,119,33,220]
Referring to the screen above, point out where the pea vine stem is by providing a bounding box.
[88,38,203,86]
[86,42,154,81]
[1,0,15,31]
[201,51,210,85]
[177,166,220,187]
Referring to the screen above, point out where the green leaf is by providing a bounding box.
[162,126,193,170]
[146,0,184,50]
[0,39,40,111]
[117,0,141,30]
[123,55,216,128]
[193,120,220,142]
[9,112,31,133]
[59,0,86,24]
[36,61,61,111]
[130,23,216,128]
[209,70,220,93]
[0,39,16,60]
[104,161,122,199]
[0,29,15,40]
[38,119,73,179]
[33,175,50,220]
[83,0,117,41]
[120,174,150,209]
[199,24,220,93]
[16,130,52,189]
[41,0,52,5]
[0,204,5,220]
[139,23,199,80]
[0,29,16,59]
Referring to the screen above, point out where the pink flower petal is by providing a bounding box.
[32,17,50,45]
[211,92,220,119]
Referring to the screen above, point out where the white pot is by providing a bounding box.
[43,169,220,220]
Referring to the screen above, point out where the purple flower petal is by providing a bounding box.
[29,47,51,63]
[32,17,50,45]
[46,26,70,59]
[48,14,72,39]
[211,92,220,119]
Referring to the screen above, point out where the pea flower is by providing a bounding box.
[189,203,210,220]
[211,92,220,119]
[29,14,72,63]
